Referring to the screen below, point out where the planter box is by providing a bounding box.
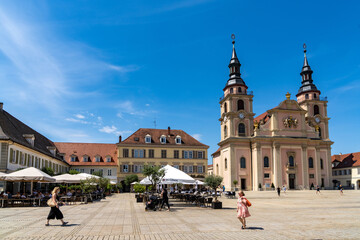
[136,197,143,203]
[212,201,222,209]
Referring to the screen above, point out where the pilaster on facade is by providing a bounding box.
[315,146,321,186]
[301,144,309,189]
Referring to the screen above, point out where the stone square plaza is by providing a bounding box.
[0,190,359,240]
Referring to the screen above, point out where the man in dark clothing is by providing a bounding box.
[276,187,281,197]
[160,187,170,211]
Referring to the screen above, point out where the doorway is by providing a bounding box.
[289,174,295,189]
[241,179,246,190]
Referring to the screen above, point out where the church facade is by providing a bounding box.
[212,41,333,191]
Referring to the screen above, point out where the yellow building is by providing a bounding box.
[117,127,209,183]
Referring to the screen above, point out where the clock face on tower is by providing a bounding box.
[315,117,320,123]
[239,113,245,119]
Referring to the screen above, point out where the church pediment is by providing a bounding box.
[268,99,306,114]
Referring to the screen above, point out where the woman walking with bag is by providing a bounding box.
[45,187,68,226]
[237,191,251,229]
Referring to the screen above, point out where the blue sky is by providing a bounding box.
[0,1,359,164]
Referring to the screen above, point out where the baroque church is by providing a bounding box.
[212,39,333,191]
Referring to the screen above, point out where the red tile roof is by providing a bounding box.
[211,147,221,156]
[254,112,271,124]
[54,142,117,166]
[119,128,208,147]
[331,152,360,169]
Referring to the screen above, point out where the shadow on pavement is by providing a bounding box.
[246,227,264,230]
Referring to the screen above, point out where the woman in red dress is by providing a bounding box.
[237,191,251,229]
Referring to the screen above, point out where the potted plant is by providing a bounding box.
[133,183,146,202]
[142,165,165,192]
[204,175,223,209]
[233,180,238,191]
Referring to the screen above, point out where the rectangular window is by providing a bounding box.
[188,165,193,173]
[80,169,85,173]
[174,150,179,159]
[334,171,338,176]
[139,165,143,173]
[99,169,103,176]
[83,156,88,162]
[123,149,129,158]
[309,174,315,179]
[134,165,138,173]
[134,149,144,158]
[95,156,101,162]
[183,151,193,159]
[339,170,342,175]
[346,180,351,187]
[264,173,270,178]
[71,156,76,162]
[21,153,25,165]
[145,136,151,143]
[198,151,203,159]
[197,166,203,173]
[123,164,129,173]
[348,169,351,175]
[90,169,94,174]
[183,165,188,173]
[161,150,167,158]
[149,149,154,158]
[106,157,111,162]
[108,169,112,176]
[173,165,179,169]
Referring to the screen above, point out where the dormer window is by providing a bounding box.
[145,135,151,143]
[23,134,35,147]
[83,156,89,162]
[175,136,181,144]
[95,156,101,162]
[160,135,166,144]
[70,156,77,162]
[106,156,112,162]
[46,146,56,156]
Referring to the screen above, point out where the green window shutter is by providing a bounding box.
[24,153,27,166]
[31,156,34,167]
[9,149,13,162]
[16,150,19,164]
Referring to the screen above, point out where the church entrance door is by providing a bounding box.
[241,179,246,190]
[289,174,295,189]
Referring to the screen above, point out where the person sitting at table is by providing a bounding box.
[33,190,38,195]
[38,192,45,198]
[13,192,21,198]
[66,191,72,197]
[21,193,27,199]
[6,191,12,199]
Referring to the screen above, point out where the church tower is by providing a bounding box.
[296,44,330,140]
[220,36,255,141]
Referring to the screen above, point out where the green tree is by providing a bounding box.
[68,169,80,175]
[233,180,238,190]
[204,175,223,202]
[98,177,110,191]
[41,167,54,176]
[80,177,98,194]
[142,165,165,191]
[124,174,139,186]
[133,183,146,193]
[92,170,103,177]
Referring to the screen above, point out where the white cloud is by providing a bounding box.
[192,133,202,141]
[145,104,150,107]
[108,64,140,73]
[75,114,85,119]
[99,125,118,134]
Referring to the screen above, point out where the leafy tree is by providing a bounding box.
[204,175,223,202]
[233,180,238,190]
[142,165,165,191]
[124,174,139,186]
[80,177,98,194]
[68,169,80,175]
[133,183,146,193]
[98,177,110,191]
[92,170,103,177]
[41,167,55,176]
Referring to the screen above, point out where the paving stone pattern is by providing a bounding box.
[0,190,359,239]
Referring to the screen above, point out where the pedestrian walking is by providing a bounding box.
[159,187,170,211]
[277,186,281,197]
[316,185,321,194]
[237,191,251,229]
[45,187,68,226]
[339,185,343,195]
[282,185,287,194]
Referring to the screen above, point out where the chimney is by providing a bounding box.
[118,135,122,143]
[0,102,3,110]
[168,126,171,136]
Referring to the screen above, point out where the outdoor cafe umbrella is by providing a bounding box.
[0,167,55,195]
[53,173,84,183]
[140,165,196,185]
[0,172,7,176]
[78,173,100,179]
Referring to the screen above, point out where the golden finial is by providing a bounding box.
[315,125,319,132]
[254,121,259,130]
[286,92,291,100]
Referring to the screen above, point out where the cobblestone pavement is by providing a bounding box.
[0,190,359,240]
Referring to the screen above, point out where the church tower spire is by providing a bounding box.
[225,34,246,88]
[296,44,320,98]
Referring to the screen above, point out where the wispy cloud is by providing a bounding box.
[115,100,156,118]
[99,125,132,136]
[192,133,202,141]
[331,80,360,93]
[75,114,85,119]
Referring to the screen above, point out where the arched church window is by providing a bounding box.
[238,87,242,93]
[314,93,317,99]
[240,157,246,168]
[224,102,227,113]
[224,125,228,138]
[264,156,269,168]
[238,123,245,136]
[225,158,227,170]
[289,156,294,167]
[314,105,320,115]
[230,88,233,94]
[308,157,314,168]
[237,99,244,110]
[216,164,219,175]
[305,94,309,99]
